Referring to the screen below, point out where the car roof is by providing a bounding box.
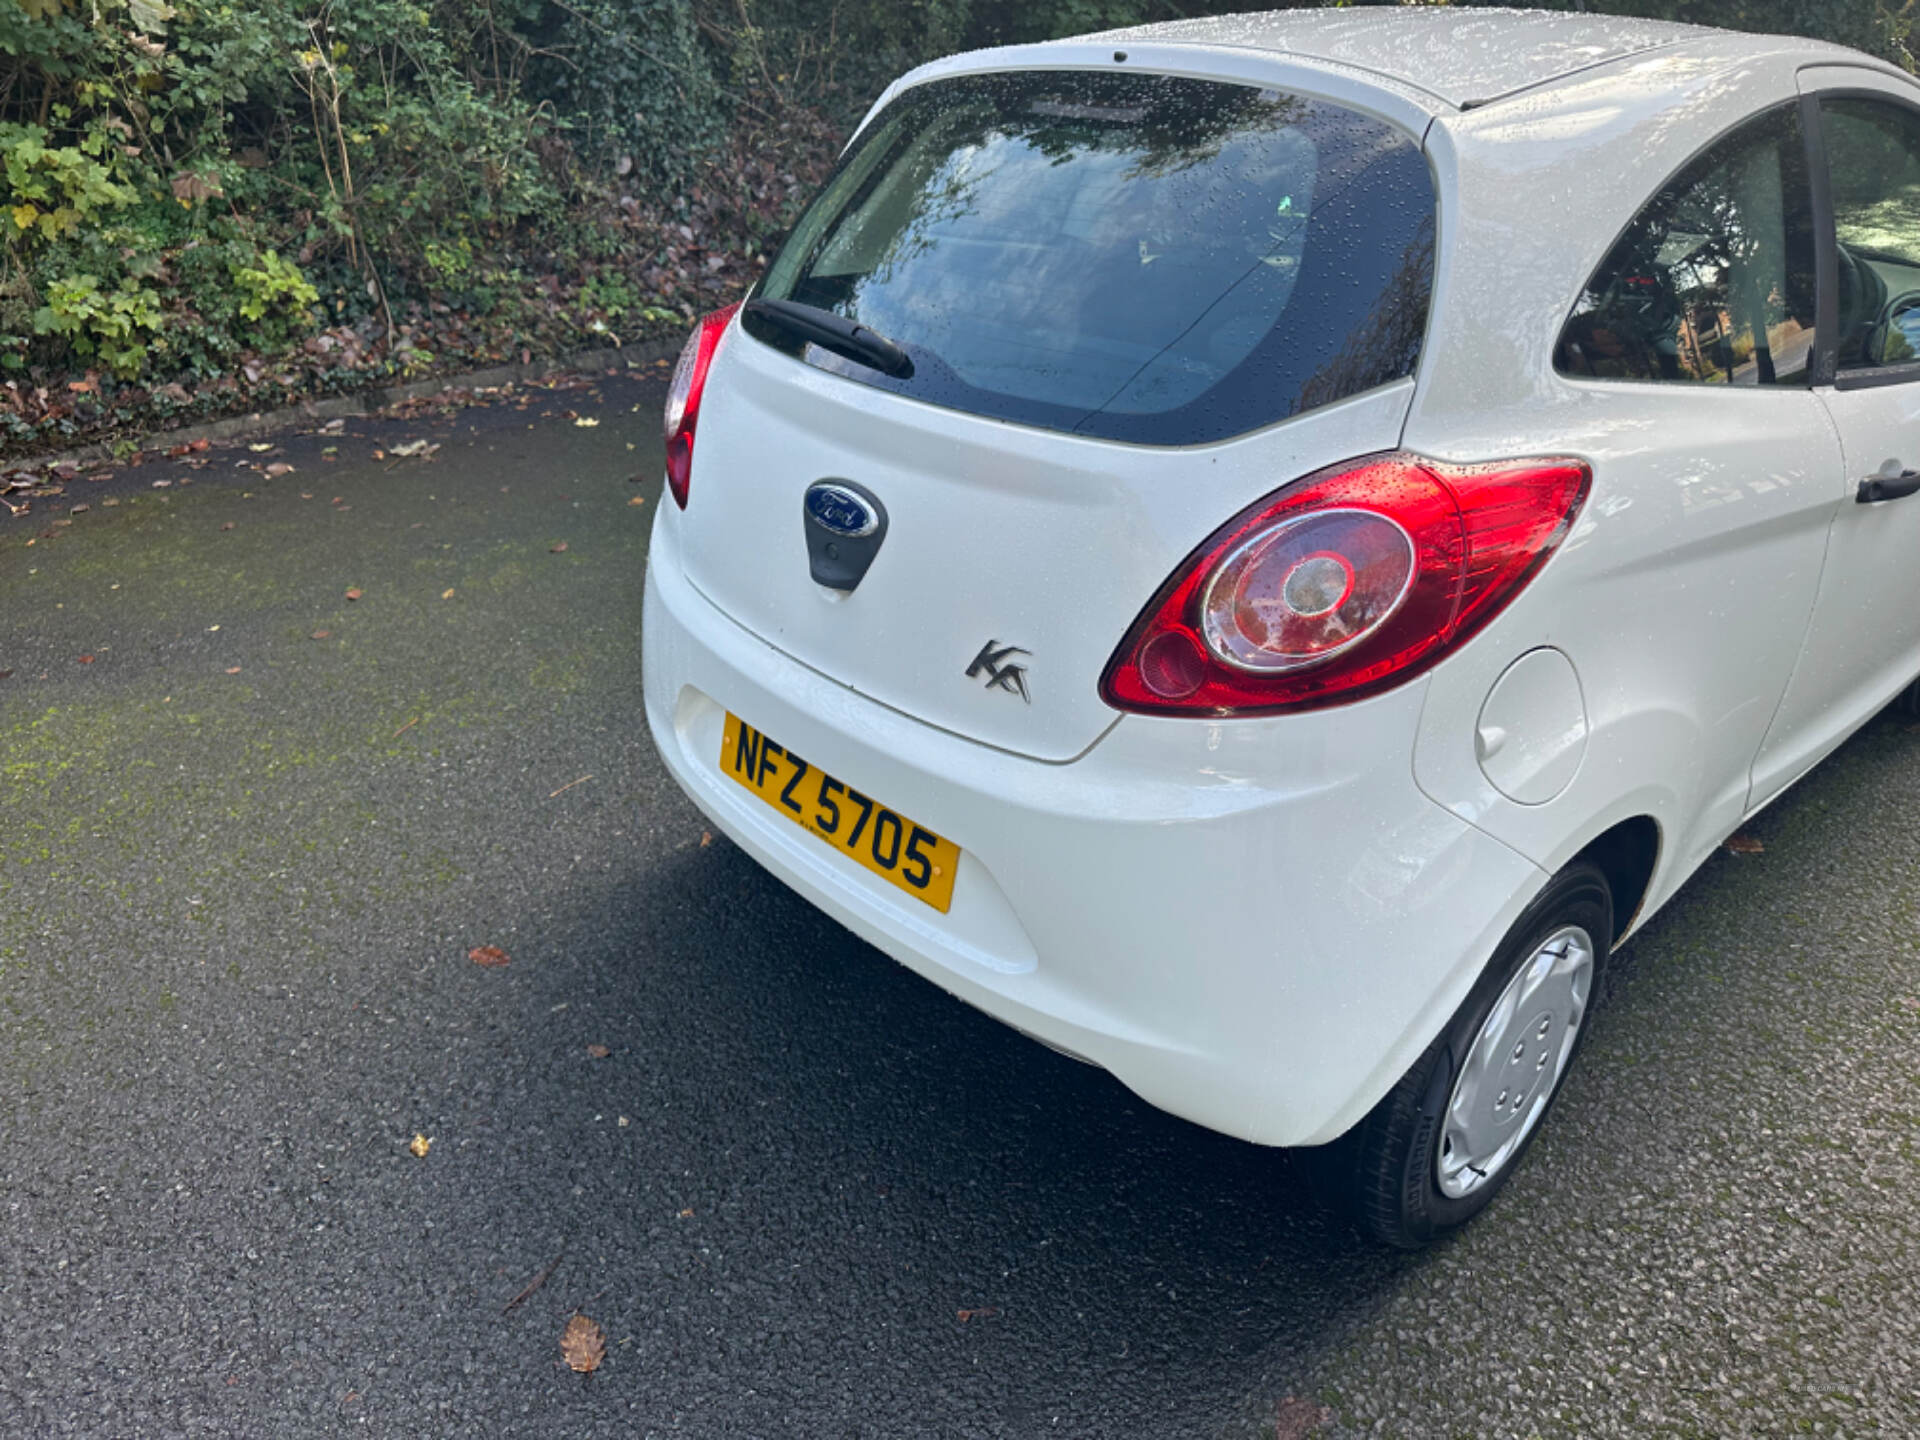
[1092,6,1723,109]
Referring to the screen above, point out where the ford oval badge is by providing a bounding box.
[804,482,878,538]
[802,479,887,592]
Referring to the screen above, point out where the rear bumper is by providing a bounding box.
[641,511,1545,1146]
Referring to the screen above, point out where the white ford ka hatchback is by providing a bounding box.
[643,8,1920,1244]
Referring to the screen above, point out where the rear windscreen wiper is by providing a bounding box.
[743,298,914,378]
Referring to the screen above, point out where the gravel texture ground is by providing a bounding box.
[2,371,1915,1439]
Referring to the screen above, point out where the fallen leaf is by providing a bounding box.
[677,1208,694,1219]
[69,504,88,514]
[560,1315,606,1375]
[219,522,234,531]
[265,463,295,478]
[550,541,568,553]
[1723,832,1765,855]
[956,1307,999,1323]
[586,1044,611,1059]
[77,654,94,664]
[573,416,600,428]
[344,588,363,601]
[0,670,12,680]
[389,439,438,459]
[152,479,171,488]
[1274,1396,1332,1440]
[441,588,455,600]
[311,630,331,640]
[628,496,646,507]
[468,945,510,968]
[371,449,385,461]
[225,666,241,675]
[408,1134,431,1159]
[248,442,273,453]
[699,831,712,847]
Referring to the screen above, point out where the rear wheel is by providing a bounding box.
[1306,862,1612,1249]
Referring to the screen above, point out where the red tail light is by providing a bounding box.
[663,302,741,509]
[1101,453,1591,716]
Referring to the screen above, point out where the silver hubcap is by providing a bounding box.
[1436,924,1594,1200]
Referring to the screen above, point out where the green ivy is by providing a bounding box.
[31,271,165,377]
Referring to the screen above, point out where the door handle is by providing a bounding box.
[1857,470,1920,503]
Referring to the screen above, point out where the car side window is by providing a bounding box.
[1556,104,1815,386]
[1820,97,1920,372]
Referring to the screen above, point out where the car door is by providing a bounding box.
[1751,68,1920,809]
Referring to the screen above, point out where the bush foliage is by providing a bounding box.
[0,0,1913,447]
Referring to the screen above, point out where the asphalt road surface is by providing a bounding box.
[3,369,1917,1439]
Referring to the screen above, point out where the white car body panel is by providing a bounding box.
[1404,52,1850,919]
[1750,63,1920,808]
[643,14,1920,1147]
[648,511,1545,1146]
[680,335,1416,761]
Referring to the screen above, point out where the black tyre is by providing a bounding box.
[1305,861,1613,1249]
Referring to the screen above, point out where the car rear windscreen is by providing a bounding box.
[745,70,1435,447]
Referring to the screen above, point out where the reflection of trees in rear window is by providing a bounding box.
[749,70,1434,446]
[1556,103,1814,387]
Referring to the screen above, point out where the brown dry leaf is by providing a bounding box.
[699,831,712,848]
[408,1133,431,1159]
[677,1208,694,1219]
[265,463,295,478]
[225,666,241,675]
[219,522,234,531]
[69,504,89,514]
[344,587,363,601]
[441,588,455,600]
[586,1044,611,1060]
[468,945,510,968]
[170,170,223,203]
[956,1307,999,1323]
[77,654,95,664]
[310,630,331,640]
[1723,832,1765,855]
[1274,1396,1332,1440]
[549,541,568,553]
[560,1315,606,1375]
[627,496,646,507]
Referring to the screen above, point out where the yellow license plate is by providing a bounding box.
[719,713,961,913]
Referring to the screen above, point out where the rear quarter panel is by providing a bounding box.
[1406,45,1848,927]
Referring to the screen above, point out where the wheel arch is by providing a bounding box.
[1569,814,1661,944]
